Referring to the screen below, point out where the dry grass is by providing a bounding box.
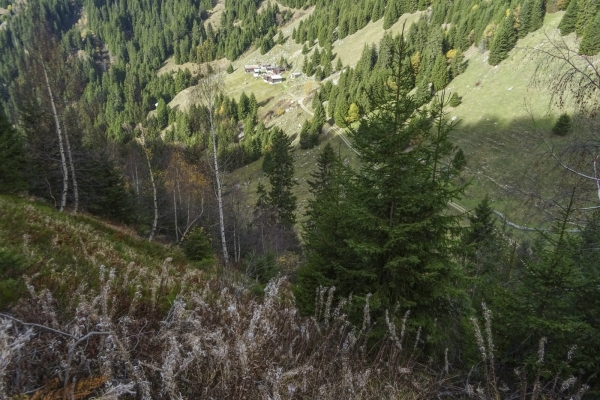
[0,265,448,399]
[0,262,586,399]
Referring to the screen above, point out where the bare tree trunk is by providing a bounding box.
[180,197,204,242]
[62,119,79,213]
[42,63,68,212]
[209,107,230,268]
[134,164,140,197]
[174,191,179,243]
[193,69,230,269]
[143,143,158,242]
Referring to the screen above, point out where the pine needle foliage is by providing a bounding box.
[297,36,468,345]
[262,128,297,226]
[489,13,517,66]
[0,110,27,194]
[551,113,573,136]
[579,11,600,55]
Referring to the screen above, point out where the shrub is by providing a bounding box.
[552,113,572,136]
[181,227,213,261]
[449,92,462,107]
[0,248,26,308]
[0,267,589,399]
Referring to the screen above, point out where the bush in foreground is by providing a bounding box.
[0,260,590,399]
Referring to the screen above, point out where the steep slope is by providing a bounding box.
[0,195,206,308]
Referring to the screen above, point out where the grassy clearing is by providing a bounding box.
[333,11,422,67]
[442,12,593,224]
[0,195,206,308]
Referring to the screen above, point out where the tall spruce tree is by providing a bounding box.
[312,99,327,133]
[488,13,517,65]
[575,0,598,36]
[0,109,27,193]
[383,0,400,29]
[295,143,352,312]
[431,53,449,91]
[519,0,533,37]
[559,0,579,34]
[529,0,546,32]
[579,11,600,55]
[262,128,297,225]
[298,38,467,343]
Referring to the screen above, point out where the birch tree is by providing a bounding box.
[15,29,84,213]
[138,133,159,242]
[41,61,69,212]
[192,67,230,268]
[164,149,208,243]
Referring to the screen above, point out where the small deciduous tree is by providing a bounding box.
[192,66,230,268]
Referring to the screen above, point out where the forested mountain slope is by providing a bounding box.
[1,0,600,397]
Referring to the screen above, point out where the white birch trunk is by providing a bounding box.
[209,107,230,268]
[43,63,69,212]
[174,191,179,243]
[143,144,158,242]
[62,120,79,213]
[134,164,140,197]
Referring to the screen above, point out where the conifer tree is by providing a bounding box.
[575,0,597,36]
[559,0,579,35]
[262,128,297,225]
[431,53,449,91]
[464,195,496,248]
[157,98,169,128]
[529,0,545,32]
[249,93,258,121]
[226,63,234,73]
[552,113,573,135]
[334,93,349,127]
[238,92,250,121]
[312,99,327,132]
[383,0,400,29]
[449,92,462,108]
[519,0,533,37]
[495,194,589,371]
[0,109,27,193]
[579,11,600,55]
[276,31,285,45]
[298,38,467,341]
[488,13,517,65]
[295,143,351,313]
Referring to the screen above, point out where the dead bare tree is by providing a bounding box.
[191,66,230,268]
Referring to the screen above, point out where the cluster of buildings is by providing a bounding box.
[244,63,286,84]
